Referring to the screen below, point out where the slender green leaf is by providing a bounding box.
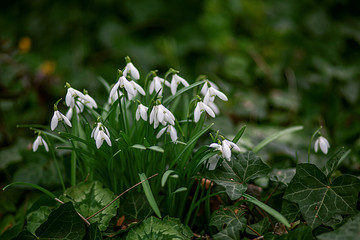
[252,126,303,154]
[172,187,187,194]
[322,148,350,177]
[163,80,206,106]
[161,170,176,187]
[3,182,57,199]
[243,193,290,228]
[139,173,162,218]
[97,76,111,92]
[131,144,147,150]
[232,125,246,144]
[148,146,164,153]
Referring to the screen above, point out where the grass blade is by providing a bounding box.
[243,193,290,228]
[139,173,162,218]
[253,126,303,154]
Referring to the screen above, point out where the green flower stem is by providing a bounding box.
[184,181,201,225]
[308,126,323,163]
[43,134,66,191]
[62,122,77,186]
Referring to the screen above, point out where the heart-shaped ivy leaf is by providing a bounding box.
[35,202,86,240]
[61,181,119,231]
[283,163,360,229]
[206,151,271,200]
[317,213,360,240]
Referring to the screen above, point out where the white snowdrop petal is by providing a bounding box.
[156,127,167,138]
[203,104,215,118]
[169,126,178,142]
[109,81,120,100]
[95,135,103,149]
[314,138,319,153]
[66,108,73,120]
[194,103,201,123]
[51,111,59,131]
[60,113,72,127]
[171,79,177,95]
[42,139,49,152]
[103,132,112,146]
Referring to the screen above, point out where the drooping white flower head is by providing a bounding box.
[66,99,85,120]
[108,90,123,104]
[128,80,146,100]
[65,86,85,108]
[149,76,170,95]
[82,93,97,109]
[194,101,215,123]
[51,110,72,131]
[156,125,178,142]
[136,104,148,121]
[91,122,111,149]
[170,74,189,95]
[204,86,228,104]
[207,101,220,115]
[123,62,140,80]
[200,80,218,96]
[33,135,49,152]
[149,104,175,128]
[314,136,330,154]
[210,139,240,161]
[109,74,135,102]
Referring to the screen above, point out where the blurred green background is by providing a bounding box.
[1,0,360,180]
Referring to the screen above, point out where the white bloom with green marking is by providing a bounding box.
[314,136,330,154]
[156,125,178,142]
[194,101,215,122]
[136,104,148,121]
[210,139,240,161]
[33,135,49,152]
[123,62,140,80]
[51,110,72,131]
[170,74,189,95]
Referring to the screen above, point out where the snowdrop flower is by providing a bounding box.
[66,100,85,120]
[91,122,111,149]
[82,91,97,109]
[51,109,72,131]
[149,76,170,95]
[108,90,123,104]
[170,74,189,95]
[194,101,215,122]
[156,125,178,142]
[123,61,140,80]
[207,101,220,115]
[200,80,218,96]
[210,139,240,161]
[33,135,49,152]
[65,84,85,108]
[204,86,228,104]
[109,74,135,101]
[136,104,148,121]
[128,80,146,100]
[149,104,175,128]
[314,136,330,154]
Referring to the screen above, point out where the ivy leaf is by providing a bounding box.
[322,148,350,177]
[283,164,360,229]
[125,216,193,240]
[61,181,119,231]
[84,223,102,240]
[35,202,86,240]
[210,206,247,232]
[270,168,296,186]
[281,200,301,223]
[245,217,271,236]
[13,231,37,240]
[120,192,152,221]
[210,206,247,240]
[206,152,271,200]
[317,213,360,240]
[26,206,52,235]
